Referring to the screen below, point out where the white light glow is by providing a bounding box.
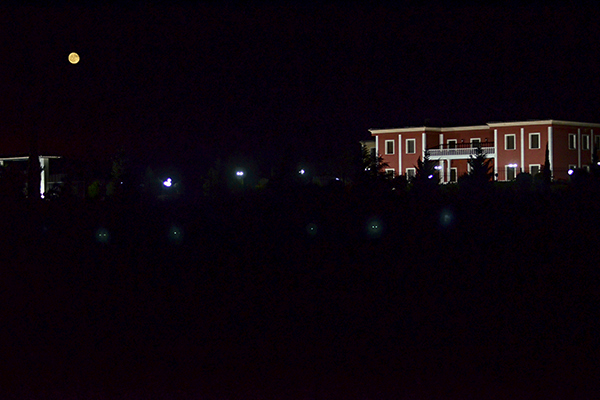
[434,165,442,170]
[299,169,305,175]
[236,171,244,176]
[163,178,172,187]
[568,169,574,175]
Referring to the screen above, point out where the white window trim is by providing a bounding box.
[506,165,517,181]
[385,140,395,155]
[385,168,395,176]
[569,134,577,150]
[529,164,541,175]
[529,133,540,149]
[406,139,416,154]
[505,134,516,150]
[406,167,416,178]
[447,139,457,149]
[470,138,481,146]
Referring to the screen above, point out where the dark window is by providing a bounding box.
[569,134,577,150]
[505,135,516,150]
[530,133,540,149]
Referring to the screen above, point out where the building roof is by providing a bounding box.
[369,120,600,134]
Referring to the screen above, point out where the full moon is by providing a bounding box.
[68,52,80,64]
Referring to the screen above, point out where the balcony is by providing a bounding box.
[428,142,495,158]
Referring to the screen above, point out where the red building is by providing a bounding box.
[369,120,600,182]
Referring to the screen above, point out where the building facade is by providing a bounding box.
[0,155,63,197]
[369,120,600,182]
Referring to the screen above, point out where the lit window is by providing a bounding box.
[569,134,577,150]
[529,133,540,149]
[506,165,517,180]
[567,164,577,175]
[385,140,395,155]
[505,134,516,150]
[406,139,416,154]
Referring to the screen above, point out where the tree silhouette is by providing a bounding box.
[467,144,493,184]
[411,150,438,192]
[542,142,552,185]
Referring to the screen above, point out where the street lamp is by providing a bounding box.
[236,170,245,188]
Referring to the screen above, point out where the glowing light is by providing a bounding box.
[236,171,244,177]
[306,222,318,236]
[568,169,574,176]
[508,163,518,168]
[428,174,434,179]
[95,228,110,244]
[163,178,173,187]
[68,52,80,64]
[434,165,442,170]
[168,225,184,243]
[440,209,454,228]
[299,169,305,175]
[366,218,383,239]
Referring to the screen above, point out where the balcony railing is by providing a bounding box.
[428,142,495,157]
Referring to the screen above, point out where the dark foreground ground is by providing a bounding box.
[1,184,599,399]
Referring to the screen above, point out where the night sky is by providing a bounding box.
[2,3,600,177]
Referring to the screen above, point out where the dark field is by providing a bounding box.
[2,184,599,399]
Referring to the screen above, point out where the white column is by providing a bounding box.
[591,129,594,162]
[422,132,427,158]
[439,159,445,183]
[592,129,595,165]
[447,159,452,183]
[375,136,379,158]
[548,126,554,179]
[494,129,498,179]
[398,134,402,175]
[39,156,46,196]
[520,128,525,174]
[578,128,582,168]
[439,133,444,149]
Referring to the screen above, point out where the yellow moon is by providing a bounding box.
[68,52,80,64]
